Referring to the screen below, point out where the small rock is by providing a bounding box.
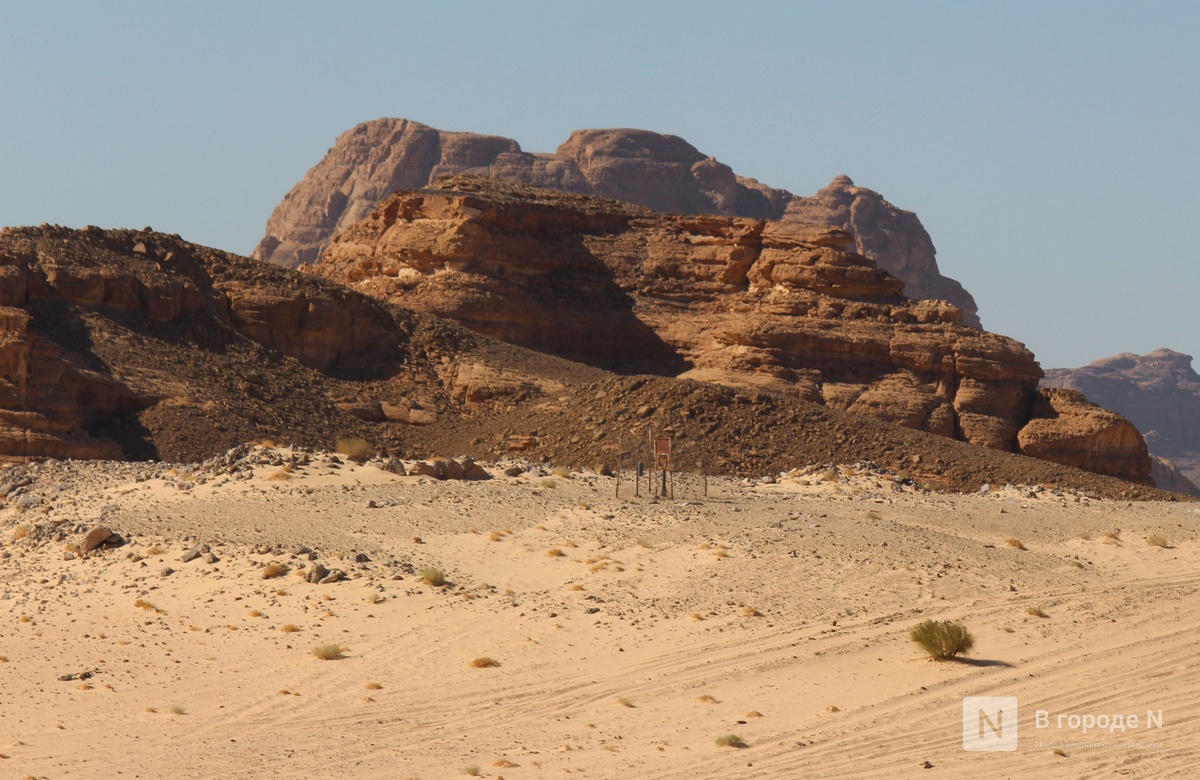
[204,552,219,564]
[378,458,407,476]
[81,525,115,553]
[319,569,345,584]
[160,567,175,577]
[181,548,202,563]
[409,461,438,478]
[462,459,490,481]
[63,551,77,561]
[307,563,329,584]
[365,499,377,509]
[354,553,370,563]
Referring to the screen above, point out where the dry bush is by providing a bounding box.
[493,759,520,768]
[1026,606,1049,618]
[570,584,584,591]
[261,563,290,579]
[909,619,975,660]
[470,657,501,668]
[742,606,762,617]
[745,710,763,718]
[617,697,635,708]
[552,466,570,478]
[12,524,30,540]
[311,644,345,660]
[365,682,382,690]
[280,624,300,633]
[462,767,482,777]
[826,705,840,712]
[335,437,375,462]
[697,694,719,704]
[276,589,289,596]
[170,705,186,715]
[540,478,557,489]
[248,609,263,618]
[133,598,164,614]
[418,568,446,586]
[715,734,747,748]
[145,545,166,556]
[488,531,504,542]
[1146,534,1171,548]
[1102,532,1121,544]
[545,548,566,558]
[268,469,291,481]
[865,510,882,521]
[1005,538,1027,550]
[1054,748,1067,757]
[1077,531,1093,540]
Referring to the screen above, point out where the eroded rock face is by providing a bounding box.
[1044,349,1200,489]
[315,176,1040,453]
[784,176,981,327]
[0,225,420,460]
[256,119,978,324]
[1017,388,1152,484]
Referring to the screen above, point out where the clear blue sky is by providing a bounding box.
[2,1,1196,369]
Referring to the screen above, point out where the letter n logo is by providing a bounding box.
[963,696,1018,751]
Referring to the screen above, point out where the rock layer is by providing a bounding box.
[256,119,979,325]
[315,177,1088,467]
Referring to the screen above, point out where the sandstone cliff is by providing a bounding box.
[313,176,1149,483]
[0,223,1174,497]
[1044,350,1200,490]
[0,224,494,461]
[256,119,980,326]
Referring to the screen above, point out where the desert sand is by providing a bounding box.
[2,446,1198,779]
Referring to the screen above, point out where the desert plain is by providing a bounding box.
[2,445,1197,779]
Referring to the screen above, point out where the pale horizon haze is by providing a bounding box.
[2,1,1197,370]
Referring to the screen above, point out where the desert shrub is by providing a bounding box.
[469,657,500,668]
[1147,534,1171,548]
[261,562,290,579]
[909,619,975,660]
[742,606,762,617]
[311,644,344,660]
[418,567,446,586]
[280,624,300,633]
[1026,606,1048,618]
[540,478,557,489]
[1005,538,1027,550]
[335,437,375,462]
[715,734,747,748]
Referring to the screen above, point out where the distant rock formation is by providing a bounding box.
[256,118,980,326]
[313,175,1150,484]
[1044,350,1200,491]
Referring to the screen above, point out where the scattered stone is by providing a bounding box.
[81,525,116,554]
[307,563,329,584]
[503,466,525,478]
[378,458,407,476]
[160,567,175,578]
[319,569,345,584]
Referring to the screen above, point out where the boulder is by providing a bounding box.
[81,525,116,554]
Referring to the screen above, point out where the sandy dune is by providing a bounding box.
[2,447,1197,779]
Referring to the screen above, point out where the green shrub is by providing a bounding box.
[909,619,974,660]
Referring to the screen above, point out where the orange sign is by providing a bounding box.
[654,438,671,455]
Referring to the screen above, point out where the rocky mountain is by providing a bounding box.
[1044,350,1200,490]
[0,223,1177,500]
[255,118,981,326]
[312,175,1152,485]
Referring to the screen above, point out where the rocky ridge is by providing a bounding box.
[255,118,980,326]
[0,223,1174,497]
[314,176,1150,484]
